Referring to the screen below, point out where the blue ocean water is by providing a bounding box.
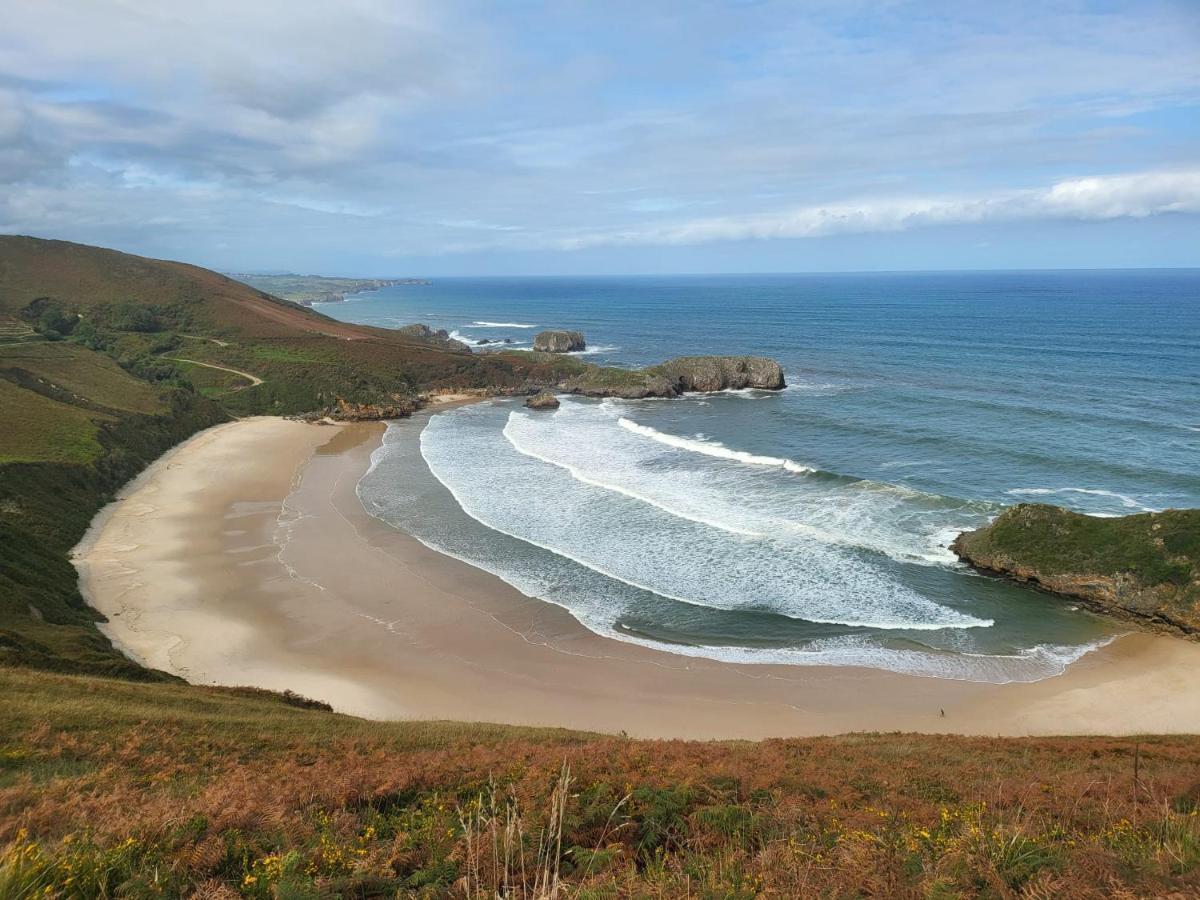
[331,271,1200,682]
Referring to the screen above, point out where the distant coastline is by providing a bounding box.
[229,272,431,306]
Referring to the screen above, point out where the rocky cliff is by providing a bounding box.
[533,330,586,352]
[330,396,419,421]
[558,355,785,399]
[951,504,1200,637]
[397,323,469,351]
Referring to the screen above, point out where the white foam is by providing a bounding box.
[420,402,992,631]
[596,630,1118,684]
[618,417,817,473]
[502,417,765,537]
[473,321,538,328]
[1007,487,1157,512]
[357,410,1119,684]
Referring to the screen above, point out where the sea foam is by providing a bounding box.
[423,400,991,631]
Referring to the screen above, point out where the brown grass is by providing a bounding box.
[2,667,1199,897]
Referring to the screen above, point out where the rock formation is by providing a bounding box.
[557,355,785,399]
[533,330,587,353]
[331,396,418,421]
[524,391,560,410]
[397,324,468,351]
[951,504,1199,637]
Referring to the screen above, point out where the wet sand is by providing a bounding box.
[73,414,1200,739]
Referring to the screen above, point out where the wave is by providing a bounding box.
[473,321,538,328]
[355,407,1120,683]
[422,402,992,630]
[502,417,765,537]
[618,418,816,474]
[1006,487,1157,512]
[602,630,1118,683]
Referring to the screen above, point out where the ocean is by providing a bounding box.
[325,270,1200,683]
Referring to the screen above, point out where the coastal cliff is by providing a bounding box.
[533,329,586,352]
[557,355,785,398]
[951,504,1200,637]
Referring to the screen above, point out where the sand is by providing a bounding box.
[73,413,1200,740]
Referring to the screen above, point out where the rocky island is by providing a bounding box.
[952,504,1200,637]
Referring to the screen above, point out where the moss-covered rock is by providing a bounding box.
[951,504,1200,636]
[524,390,560,409]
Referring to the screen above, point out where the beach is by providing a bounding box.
[73,411,1200,740]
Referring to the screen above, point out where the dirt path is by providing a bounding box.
[166,357,264,387]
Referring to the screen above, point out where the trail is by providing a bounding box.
[166,357,264,387]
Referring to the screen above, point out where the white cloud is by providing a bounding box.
[555,170,1200,249]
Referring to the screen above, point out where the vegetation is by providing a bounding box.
[953,504,1200,633]
[2,667,1199,897]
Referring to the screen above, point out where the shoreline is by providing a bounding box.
[73,412,1200,739]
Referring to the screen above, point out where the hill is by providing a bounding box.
[0,236,585,418]
[3,665,1199,897]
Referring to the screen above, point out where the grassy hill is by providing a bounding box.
[2,666,1199,898]
[0,236,682,679]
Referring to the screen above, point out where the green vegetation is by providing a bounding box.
[953,504,1200,633]
[3,666,1200,897]
[0,379,105,465]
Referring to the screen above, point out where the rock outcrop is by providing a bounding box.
[557,355,785,399]
[331,396,418,421]
[398,324,468,350]
[524,391,560,410]
[951,504,1200,637]
[652,356,785,393]
[533,330,586,353]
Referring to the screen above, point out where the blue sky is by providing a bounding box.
[1,0,1198,275]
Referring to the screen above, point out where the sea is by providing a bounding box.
[321,270,1200,683]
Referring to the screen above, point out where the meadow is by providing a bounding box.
[2,667,1199,898]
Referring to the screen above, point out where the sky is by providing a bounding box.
[1,0,1198,275]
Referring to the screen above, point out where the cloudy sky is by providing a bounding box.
[2,0,1198,274]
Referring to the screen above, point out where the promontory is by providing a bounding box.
[952,504,1200,637]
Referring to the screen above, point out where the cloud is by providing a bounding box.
[0,1,1197,270]
[554,170,1200,249]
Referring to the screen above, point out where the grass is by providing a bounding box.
[0,380,105,465]
[0,341,166,415]
[1,667,1199,897]
[955,504,1200,631]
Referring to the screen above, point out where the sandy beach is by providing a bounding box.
[73,411,1200,739]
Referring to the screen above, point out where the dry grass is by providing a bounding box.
[2,668,1199,898]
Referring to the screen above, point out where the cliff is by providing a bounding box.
[558,355,785,398]
[533,329,587,352]
[951,504,1200,636]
